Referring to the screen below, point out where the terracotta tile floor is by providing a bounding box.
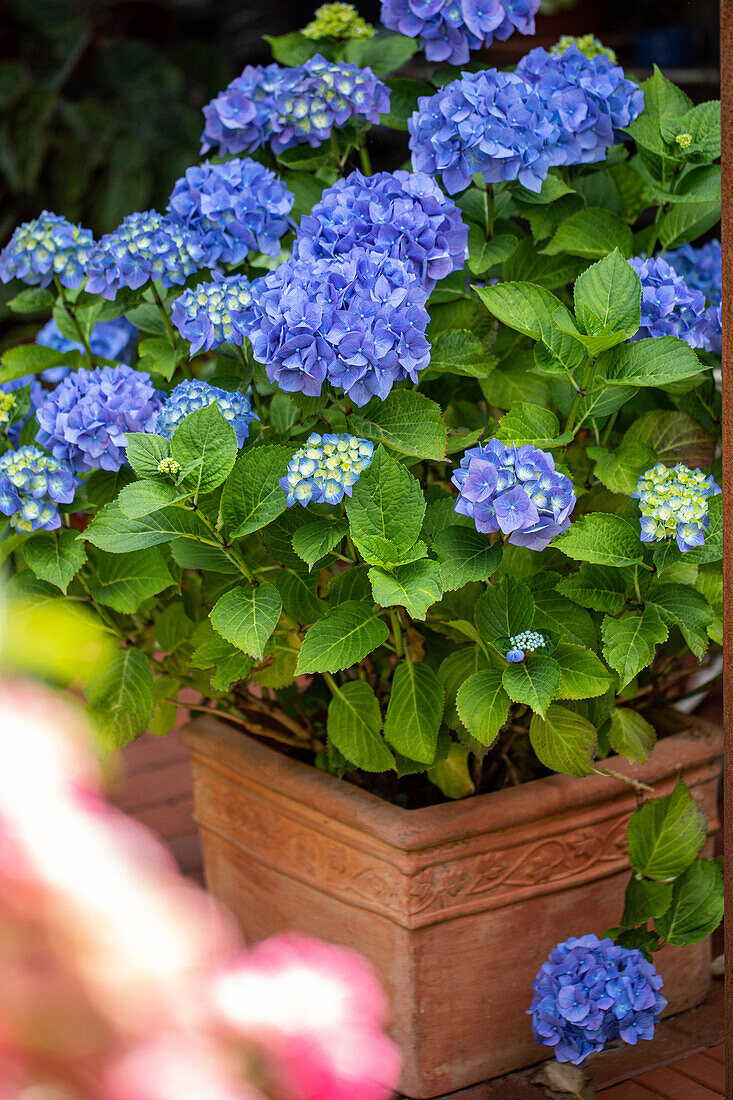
[109,731,725,1099]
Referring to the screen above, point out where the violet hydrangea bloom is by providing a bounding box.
[85,211,205,300]
[293,169,468,292]
[167,158,294,265]
[530,934,666,1065]
[35,365,161,473]
[0,212,94,290]
[248,248,431,406]
[36,316,138,383]
[280,432,374,506]
[155,378,257,447]
[0,445,76,533]
[633,461,721,552]
[380,0,539,65]
[664,239,721,305]
[201,55,389,158]
[628,256,713,350]
[171,275,255,354]
[452,439,575,550]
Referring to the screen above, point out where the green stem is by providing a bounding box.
[345,531,358,562]
[323,670,339,696]
[600,409,619,447]
[389,608,403,658]
[54,277,97,367]
[565,357,597,435]
[151,283,177,349]
[633,565,643,604]
[485,183,494,238]
[77,572,125,637]
[357,133,372,176]
[190,506,256,583]
[331,131,342,176]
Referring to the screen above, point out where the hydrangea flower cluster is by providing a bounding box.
[633,462,721,552]
[155,378,257,447]
[550,34,617,62]
[36,317,138,383]
[303,2,375,39]
[452,439,576,551]
[171,275,255,354]
[530,934,666,1065]
[167,159,294,265]
[35,365,161,473]
[380,0,540,65]
[665,239,722,304]
[201,56,389,158]
[506,631,546,662]
[280,432,374,506]
[628,256,714,350]
[0,445,76,532]
[85,211,204,299]
[248,248,431,406]
[0,212,94,290]
[293,169,468,292]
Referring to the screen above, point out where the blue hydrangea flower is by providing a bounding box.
[506,630,546,662]
[85,211,205,300]
[628,256,713,350]
[167,158,294,265]
[380,0,539,65]
[452,439,575,551]
[0,212,94,290]
[35,316,139,383]
[200,55,390,157]
[155,378,257,447]
[248,248,431,406]
[633,461,721,552]
[293,169,468,291]
[0,375,44,446]
[0,445,76,533]
[701,303,722,355]
[665,239,721,305]
[530,934,666,1065]
[408,69,561,194]
[171,275,255,354]
[35,365,161,473]
[280,432,374,506]
[516,46,644,164]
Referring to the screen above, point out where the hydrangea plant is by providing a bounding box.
[0,4,723,1072]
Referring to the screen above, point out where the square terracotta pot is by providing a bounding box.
[180,716,722,1098]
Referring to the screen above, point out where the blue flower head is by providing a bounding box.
[664,240,721,305]
[628,255,714,349]
[167,158,294,265]
[35,365,162,473]
[530,934,666,1065]
[633,461,721,552]
[85,211,205,300]
[36,316,139,383]
[280,432,373,507]
[0,445,76,533]
[248,247,431,407]
[505,630,545,662]
[380,0,540,65]
[452,439,575,550]
[294,169,468,291]
[155,378,257,447]
[0,212,94,290]
[171,275,255,354]
[201,56,389,158]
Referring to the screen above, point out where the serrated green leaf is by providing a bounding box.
[456,670,510,747]
[191,633,254,691]
[7,287,55,314]
[587,442,656,495]
[270,392,298,434]
[434,527,501,592]
[274,568,327,624]
[531,586,598,649]
[84,500,209,553]
[220,445,292,537]
[171,402,237,496]
[384,661,444,763]
[627,780,707,880]
[602,607,668,689]
[350,390,447,460]
[557,564,629,614]
[327,565,372,604]
[529,704,596,777]
[345,445,426,567]
[630,410,715,468]
[0,344,83,384]
[296,600,389,674]
[369,559,442,620]
[125,433,172,479]
[344,33,418,75]
[117,480,189,519]
[438,645,491,732]
[607,708,656,764]
[380,77,435,130]
[475,576,535,647]
[155,603,194,652]
[474,281,572,340]
[425,328,496,380]
[89,547,173,613]
[553,642,613,700]
[573,249,641,340]
[645,581,712,658]
[210,582,282,660]
[23,530,86,594]
[544,208,633,258]
[554,513,644,567]
[292,516,347,568]
[600,335,706,388]
[252,631,302,689]
[620,876,673,929]
[655,858,723,945]
[327,681,394,771]
[85,647,154,750]
[496,402,572,448]
[502,654,560,717]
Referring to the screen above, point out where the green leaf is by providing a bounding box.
[529,704,596,777]
[85,647,154,750]
[345,446,426,567]
[84,501,207,553]
[24,530,86,594]
[292,516,348,569]
[600,335,705,388]
[620,877,673,929]
[327,681,394,771]
[553,642,613,700]
[381,77,434,129]
[191,634,253,691]
[627,780,707,880]
[438,646,491,731]
[8,287,54,313]
[631,410,715,468]
[607,708,656,764]
[502,654,560,717]
[0,344,83,384]
[125,433,172,479]
[252,630,302,690]
[531,586,597,649]
[137,336,177,381]
[496,402,572,448]
[655,859,724,945]
[384,661,445,763]
[573,250,641,341]
[270,392,299,434]
[264,30,324,64]
[467,226,518,274]
[475,576,535,647]
[274,568,327,624]
[344,33,418,74]
[328,565,372,604]
[369,559,442,620]
[296,600,389,674]
[155,603,193,653]
[426,329,496,380]
[658,200,721,250]
[350,390,447,460]
[434,527,501,592]
[474,281,571,341]
[645,581,712,658]
[89,547,173,613]
[557,564,629,614]
[602,607,668,689]
[427,743,475,799]
[171,403,238,496]
[456,670,511,747]
[220,445,292,537]
[554,513,644,568]
[543,208,633,259]
[587,442,657,495]
[117,480,189,519]
[210,582,282,660]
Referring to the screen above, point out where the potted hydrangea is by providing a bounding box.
[0,4,723,1095]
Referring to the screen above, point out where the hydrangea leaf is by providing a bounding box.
[456,670,511,748]
[554,513,644,568]
[658,200,721,250]
[543,208,633,259]
[553,642,613,700]
[349,391,447,460]
[292,516,348,569]
[620,876,673,929]
[117,480,190,519]
[427,743,475,799]
[496,402,572,448]
[369,559,443,620]
[502,653,560,717]
[475,576,535,648]
[344,34,418,75]
[384,661,445,764]
[191,633,254,692]
[125,433,172,480]
[296,600,389,674]
[154,603,194,653]
[327,565,372,604]
[327,681,394,772]
[0,344,83,385]
[85,647,154,750]
[474,281,572,341]
[654,858,724,945]
[531,586,598,649]
[252,630,302,690]
[629,410,715,469]
[607,708,657,764]
[274,568,328,625]
[84,500,208,553]
[556,564,629,614]
[345,445,426,567]
[467,226,519,275]
[599,335,707,388]
[438,645,492,732]
[210,582,282,660]
[586,442,657,495]
[627,779,707,881]
[529,703,597,777]
[88,547,173,614]
[602,607,668,689]
[171,402,238,496]
[220,445,293,538]
[270,392,299,434]
[381,77,434,130]
[644,581,712,658]
[425,329,497,380]
[23,530,86,594]
[434,528,502,592]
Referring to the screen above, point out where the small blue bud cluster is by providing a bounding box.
[628,256,717,351]
[171,276,255,354]
[201,56,390,158]
[380,0,538,66]
[0,445,76,532]
[293,169,468,292]
[506,630,545,662]
[633,462,721,552]
[280,432,373,507]
[167,158,294,265]
[85,211,205,299]
[36,317,138,383]
[453,439,575,551]
[35,365,161,473]
[664,239,721,305]
[0,212,94,290]
[530,934,666,1065]
[155,378,257,447]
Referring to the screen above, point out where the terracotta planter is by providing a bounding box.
[180,716,722,1098]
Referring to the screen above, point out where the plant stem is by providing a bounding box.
[485,183,494,238]
[565,357,596,435]
[345,531,358,562]
[357,133,372,175]
[323,670,339,695]
[331,131,342,176]
[151,283,177,349]
[593,766,655,794]
[54,276,97,366]
[190,505,256,583]
[184,701,323,751]
[389,608,403,658]
[600,410,619,447]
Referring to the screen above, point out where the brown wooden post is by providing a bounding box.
[722,0,732,1094]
